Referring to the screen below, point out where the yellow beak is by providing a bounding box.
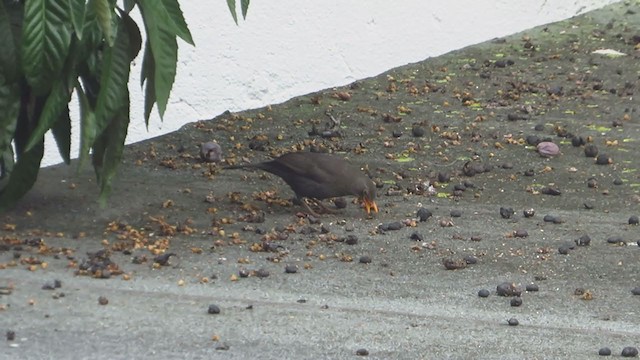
[362,198,378,214]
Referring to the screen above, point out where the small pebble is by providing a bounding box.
[631,287,640,296]
[541,187,561,196]
[345,235,358,245]
[575,234,591,246]
[507,318,519,326]
[513,229,529,238]
[238,269,250,278]
[598,347,612,356]
[356,348,370,356]
[537,141,560,157]
[510,297,523,307]
[526,135,540,146]
[613,178,623,186]
[417,208,433,222]
[621,347,639,357]
[410,232,424,241]
[450,209,463,218]
[333,198,347,209]
[359,256,372,264]
[438,172,451,183]
[478,289,490,298]
[587,178,598,188]
[255,268,270,278]
[412,126,426,137]
[525,284,539,292]
[584,144,599,158]
[500,207,515,219]
[496,282,522,297]
[523,209,535,218]
[463,255,478,265]
[571,136,585,147]
[199,141,223,163]
[523,169,535,177]
[629,216,639,225]
[534,124,545,131]
[98,296,109,305]
[284,264,298,274]
[207,304,221,314]
[606,236,624,245]
[595,154,612,165]
[6,330,15,341]
[558,245,572,255]
[442,258,467,270]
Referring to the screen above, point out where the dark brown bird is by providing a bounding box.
[225,152,378,216]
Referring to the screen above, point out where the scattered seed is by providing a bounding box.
[598,347,612,356]
[359,255,372,264]
[207,304,221,314]
[98,296,108,305]
[478,289,490,298]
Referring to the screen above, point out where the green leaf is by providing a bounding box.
[94,106,129,207]
[51,107,72,164]
[138,2,177,119]
[241,0,250,19]
[68,0,86,40]
[21,0,72,94]
[226,0,238,24]
[24,78,72,151]
[76,82,97,170]
[94,15,131,137]
[0,140,44,212]
[0,2,19,81]
[140,44,156,126]
[91,0,115,46]
[0,80,20,159]
[160,0,194,45]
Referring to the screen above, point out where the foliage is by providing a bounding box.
[0,0,249,211]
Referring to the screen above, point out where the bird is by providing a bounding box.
[224,152,378,216]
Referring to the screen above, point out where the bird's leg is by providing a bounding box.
[313,200,338,214]
[299,197,322,217]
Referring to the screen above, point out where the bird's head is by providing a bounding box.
[358,178,378,215]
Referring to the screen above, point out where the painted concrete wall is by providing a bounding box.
[42,0,620,166]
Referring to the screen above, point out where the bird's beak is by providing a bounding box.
[362,197,378,214]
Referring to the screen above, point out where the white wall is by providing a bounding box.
[42,0,620,167]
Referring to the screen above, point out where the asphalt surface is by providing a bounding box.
[2,2,640,359]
